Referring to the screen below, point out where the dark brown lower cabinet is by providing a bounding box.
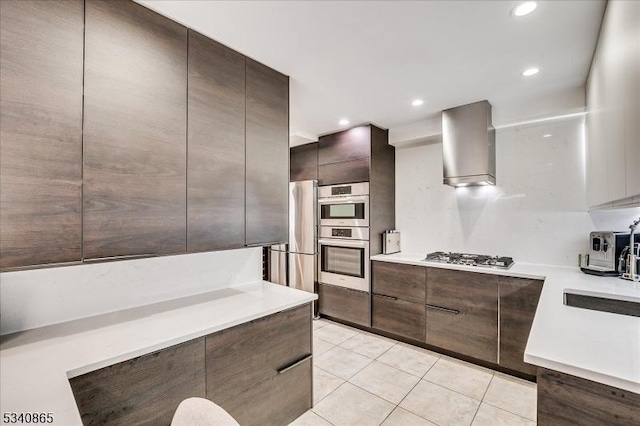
[499,276,543,375]
[372,295,425,341]
[69,338,206,426]
[318,283,370,327]
[426,268,498,363]
[537,368,640,425]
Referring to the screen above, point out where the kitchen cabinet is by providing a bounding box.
[426,268,498,363]
[70,338,206,425]
[371,261,426,341]
[318,126,371,165]
[318,158,370,186]
[318,283,370,327]
[290,142,318,182]
[83,0,187,259]
[245,59,289,246]
[537,367,640,425]
[499,276,543,376]
[0,0,83,269]
[207,304,312,426]
[187,30,246,252]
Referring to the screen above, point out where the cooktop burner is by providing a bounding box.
[424,252,514,269]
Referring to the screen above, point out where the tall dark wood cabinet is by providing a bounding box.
[290,142,318,182]
[245,59,289,246]
[83,0,188,259]
[499,276,543,375]
[0,0,84,269]
[187,31,246,252]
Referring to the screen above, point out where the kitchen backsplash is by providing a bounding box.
[395,116,639,266]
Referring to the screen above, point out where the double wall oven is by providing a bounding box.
[318,183,370,292]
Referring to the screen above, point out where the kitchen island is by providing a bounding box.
[0,282,317,425]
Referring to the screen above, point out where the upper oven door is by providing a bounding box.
[318,195,369,227]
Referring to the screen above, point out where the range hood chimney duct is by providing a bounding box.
[442,100,496,187]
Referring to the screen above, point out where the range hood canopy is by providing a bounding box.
[442,100,496,187]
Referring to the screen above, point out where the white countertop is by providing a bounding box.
[371,253,640,393]
[0,281,317,425]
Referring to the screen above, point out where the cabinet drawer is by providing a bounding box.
[318,158,369,186]
[372,295,425,341]
[426,268,498,363]
[318,126,370,165]
[318,283,370,326]
[499,276,543,375]
[206,304,311,401]
[218,357,312,426]
[372,261,426,303]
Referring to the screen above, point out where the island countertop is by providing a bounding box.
[0,281,317,425]
[371,253,640,393]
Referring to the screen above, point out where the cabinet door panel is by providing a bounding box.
[318,283,370,326]
[245,59,289,246]
[83,0,187,259]
[426,268,498,363]
[499,276,543,375]
[187,31,245,252]
[318,125,370,165]
[372,261,426,303]
[372,295,425,341]
[0,0,83,269]
[206,304,311,402]
[290,143,318,182]
[70,338,205,426]
[318,158,370,186]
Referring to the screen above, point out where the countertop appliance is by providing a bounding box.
[424,251,514,269]
[581,231,634,276]
[318,226,370,292]
[382,230,401,255]
[269,180,317,293]
[318,182,369,227]
[442,100,496,187]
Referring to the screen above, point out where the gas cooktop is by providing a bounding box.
[424,252,514,269]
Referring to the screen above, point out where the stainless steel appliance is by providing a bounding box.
[424,251,514,269]
[318,226,370,292]
[318,182,369,227]
[581,231,634,276]
[268,180,317,293]
[382,230,401,255]
[620,217,640,282]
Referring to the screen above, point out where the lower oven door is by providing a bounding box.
[318,238,369,292]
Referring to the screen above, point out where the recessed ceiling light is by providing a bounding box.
[522,67,540,77]
[338,119,349,126]
[513,2,537,17]
[412,99,424,107]
[543,134,552,138]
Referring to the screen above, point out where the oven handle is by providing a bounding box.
[318,195,369,205]
[318,238,369,248]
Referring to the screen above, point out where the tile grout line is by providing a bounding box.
[468,374,495,426]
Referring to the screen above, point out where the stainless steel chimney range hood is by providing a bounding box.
[442,100,496,187]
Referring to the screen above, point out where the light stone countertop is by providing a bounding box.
[370,253,640,393]
[0,281,317,425]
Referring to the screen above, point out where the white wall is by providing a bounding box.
[395,116,640,266]
[0,247,262,335]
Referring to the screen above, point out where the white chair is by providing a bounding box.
[171,397,240,426]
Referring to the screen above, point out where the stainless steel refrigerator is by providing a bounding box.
[269,180,317,293]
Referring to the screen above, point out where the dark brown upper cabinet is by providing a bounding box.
[0,0,84,270]
[83,0,188,259]
[187,31,246,252]
[318,126,371,165]
[245,59,289,246]
[290,142,318,182]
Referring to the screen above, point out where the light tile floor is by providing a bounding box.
[290,318,536,426]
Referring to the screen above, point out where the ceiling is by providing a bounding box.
[138,0,606,145]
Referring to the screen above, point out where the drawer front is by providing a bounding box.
[372,261,426,303]
[499,276,543,375]
[206,304,311,401]
[426,268,498,363]
[318,282,370,326]
[372,295,425,342]
[218,357,312,426]
[70,338,205,426]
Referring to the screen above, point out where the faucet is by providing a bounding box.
[621,217,640,282]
